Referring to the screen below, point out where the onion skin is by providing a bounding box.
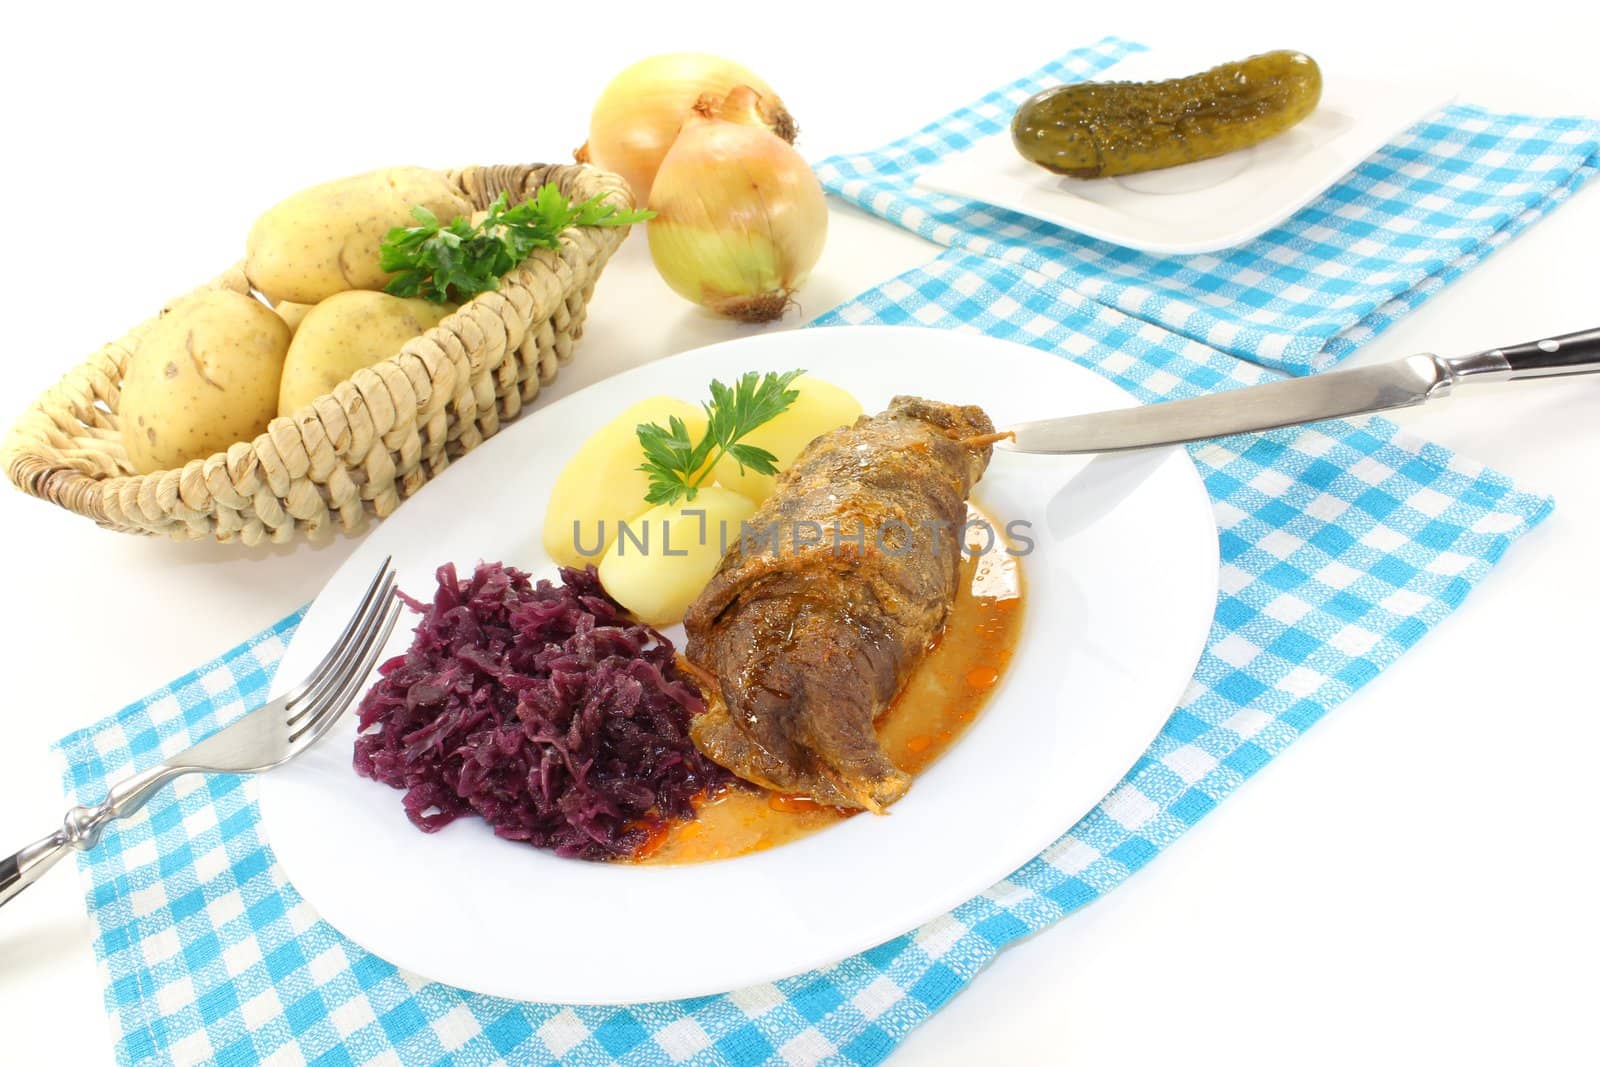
[584,53,797,204]
[647,96,828,324]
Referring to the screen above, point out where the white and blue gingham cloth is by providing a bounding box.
[55,250,1553,1066]
[815,37,1600,375]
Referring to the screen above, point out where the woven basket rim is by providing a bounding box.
[1,162,631,540]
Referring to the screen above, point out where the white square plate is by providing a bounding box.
[916,50,1455,254]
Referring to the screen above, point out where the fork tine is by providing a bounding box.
[286,563,396,725]
[285,578,394,731]
[284,556,394,707]
[305,599,405,746]
[289,599,404,747]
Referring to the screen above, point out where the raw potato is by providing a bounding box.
[712,376,863,503]
[278,291,451,416]
[119,290,290,475]
[273,300,315,336]
[245,166,471,305]
[542,397,708,568]
[598,487,756,627]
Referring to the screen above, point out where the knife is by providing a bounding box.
[1000,327,1600,455]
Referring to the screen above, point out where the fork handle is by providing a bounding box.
[0,829,73,907]
[0,764,182,911]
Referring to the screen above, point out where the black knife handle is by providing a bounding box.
[1493,327,1600,380]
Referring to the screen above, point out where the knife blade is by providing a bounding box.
[1000,327,1600,455]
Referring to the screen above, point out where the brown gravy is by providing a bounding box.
[638,506,1024,864]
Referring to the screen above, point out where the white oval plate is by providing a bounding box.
[916,49,1454,254]
[257,325,1219,1005]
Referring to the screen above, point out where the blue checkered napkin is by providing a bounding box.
[814,37,1600,375]
[57,250,1553,1067]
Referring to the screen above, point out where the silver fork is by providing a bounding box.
[0,558,403,909]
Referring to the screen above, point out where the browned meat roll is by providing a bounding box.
[683,396,996,812]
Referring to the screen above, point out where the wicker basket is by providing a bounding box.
[1,163,632,546]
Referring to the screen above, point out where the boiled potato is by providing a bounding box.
[245,166,471,305]
[273,300,315,336]
[543,397,708,569]
[277,291,451,415]
[712,376,863,503]
[598,487,756,627]
[119,290,290,474]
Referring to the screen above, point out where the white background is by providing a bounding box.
[1,2,1597,1063]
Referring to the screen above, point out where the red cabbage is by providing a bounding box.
[353,562,725,860]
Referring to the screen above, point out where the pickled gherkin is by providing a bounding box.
[1011,51,1322,178]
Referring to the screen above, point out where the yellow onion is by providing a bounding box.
[647,88,827,323]
[579,53,797,204]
